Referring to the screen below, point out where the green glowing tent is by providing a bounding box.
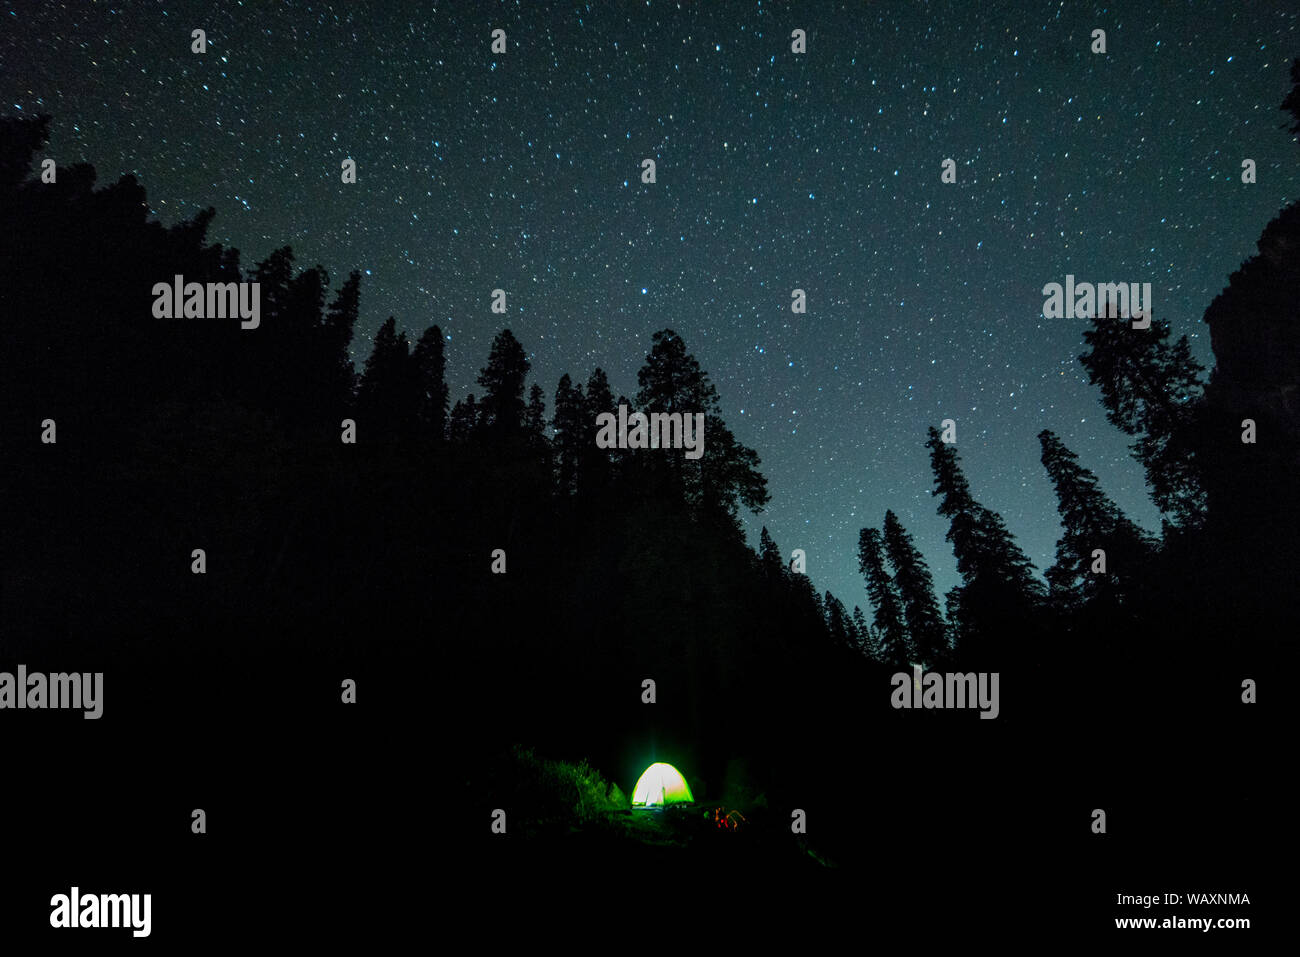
[631,762,694,807]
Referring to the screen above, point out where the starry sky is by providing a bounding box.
[3,1,1297,611]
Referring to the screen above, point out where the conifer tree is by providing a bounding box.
[580,368,616,493]
[1038,430,1154,608]
[476,329,530,436]
[448,393,478,443]
[1078,314,1206,529]
[857,527,910,667]
[279,264,329,427]
[925,427,1043,664]
[824,592,853,649]
[757,526,785,581]
[882,510,948,667]
[552,374,586,496]
[584,368,614,416]
[525,383,548,452]
[323,271,361,415]
[252,246,295,328]
[357,316,414,440]
[634,329,768,520]
[851,605,871,657]
[411,325,449,442]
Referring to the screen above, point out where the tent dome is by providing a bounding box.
[631,762,694,806]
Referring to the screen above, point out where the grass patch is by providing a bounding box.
[503,745,627,834]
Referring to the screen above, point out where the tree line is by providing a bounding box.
[0,64,1296,860]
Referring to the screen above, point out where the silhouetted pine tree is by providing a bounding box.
[697,425,769,525]
[882,510,948,667]
[758,526,785,582]
[1037,430,1154,609]
[524,383,548,458]
[280,264,329,427]
[584,368,614,412]
[476,329,530,437]
[857,527,910,667]
[552,373,585,496]
[251,246,294,328]
[851,606,870,657]
[448,393,478,443]
[925,426,1043,665]
[357,316,414,441]
[246,246,297,414]
[1078,313,1206,531]
[635,329,768,524]
[824,592,854,650]
[580,368,615,494]
[323,271,362,418]
[634,329,710,503]
[411,324,449,443]
[787,568,826,640]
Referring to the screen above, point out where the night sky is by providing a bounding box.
[3,1,1297,609]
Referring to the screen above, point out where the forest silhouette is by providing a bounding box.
[0,68,1294,916]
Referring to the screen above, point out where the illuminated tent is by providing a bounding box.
[631,762,694,807]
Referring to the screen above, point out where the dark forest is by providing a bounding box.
[1,59,1295,944]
